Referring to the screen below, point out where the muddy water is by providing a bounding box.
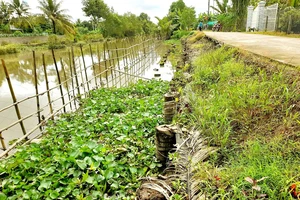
[0,43,174,150]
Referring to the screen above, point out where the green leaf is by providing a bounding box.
[86,176,94,184]
[38,180,52,191]
[76,160,87,170]
[49,191,59,199]
[104,170,114,179]
[129,167,137,174]
[0,193,7,200]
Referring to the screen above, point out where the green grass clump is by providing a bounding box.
[0,44,20,55]
[0,80,169,199]
[176,41,300,198]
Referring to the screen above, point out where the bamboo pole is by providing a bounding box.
[32,51,42,132]
[78,56,87,97]
[68,51,77,109]
[71,47,81,99]
[51,49,66,113]
[114,43,122,87]
[0,131,5,150]
[60,58,72,111]
[42,54,54,120]
[1,59,27,140]
[103,43,109,86]
[96,44,103,85]
[89,44,98,88]
[80,45,90,94]
[106,42,114,87]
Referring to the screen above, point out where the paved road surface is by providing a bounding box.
[204,32,300,67]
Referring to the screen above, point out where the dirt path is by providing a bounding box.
[204,32,300,67]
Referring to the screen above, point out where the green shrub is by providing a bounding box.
[0,44,20,55]
[171,30,191,39]
[1,41,9,46]
[13,31,23,37]
[47,34,65,49]
[82,33,104,42]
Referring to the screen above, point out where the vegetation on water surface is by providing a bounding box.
[169,34,300,199]
[0,80,169,199]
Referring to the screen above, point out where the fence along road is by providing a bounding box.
[0,38,160,157]
[205,31,300,67]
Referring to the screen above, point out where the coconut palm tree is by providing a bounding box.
[210,0,230,14]
[0,1,12,24]
[9,0,32,30]
[9,0,29,17]
[38,0,74,34]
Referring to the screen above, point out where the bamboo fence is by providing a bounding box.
[0,37,160,158]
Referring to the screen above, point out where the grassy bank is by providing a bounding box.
[171,33,300,199]
[0,80,168,199]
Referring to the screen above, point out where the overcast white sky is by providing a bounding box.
[20,0,210,23]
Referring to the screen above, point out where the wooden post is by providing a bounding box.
[80,45,90,94]
[32,51,42,131]
[96,44,103,85]
[89,44,98,88]
[60,58,72,111]
[155,125,176,164]
[71,47,81,100]
[1,59,27,139]
[51,49,66,113]
[68,51,77,109]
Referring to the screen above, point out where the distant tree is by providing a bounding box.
[177,7,196,30]
[155,16,173,39]
[231,0,251,30]
[38,0,74,34]
[138,12,155,34]
[82,0,110,29]
[169,0,186,13]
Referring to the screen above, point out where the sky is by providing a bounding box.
[20,0,210,23]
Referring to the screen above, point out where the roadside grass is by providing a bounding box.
[0,80,169,199]
[175,41,300,198]
[248,31,300,38]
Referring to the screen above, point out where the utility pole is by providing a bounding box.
[208,0,210,15]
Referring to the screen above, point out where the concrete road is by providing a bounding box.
[204,32,300,67]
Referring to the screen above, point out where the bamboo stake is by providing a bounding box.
[106,42,114,87]
[32,51,42,132]
[80,45,90,94]
[78,57,87,97]
[96,44,103,85]
[0,131,5,150]
[60,58,72,111]
[68,51,77,109]
[103,43,109,86]
[71,47,81,100]
[114,43,122,87]
[51,49,66,113]
[89,44,98,88]
[1,59,27,140]
[42,54,54,120]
